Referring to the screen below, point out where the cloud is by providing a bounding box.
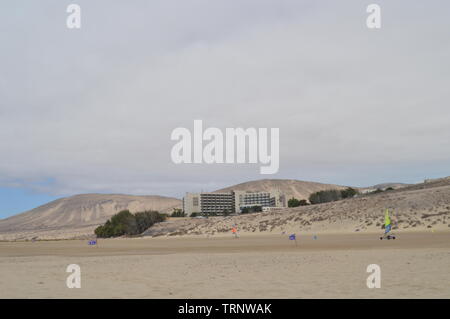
[1,0,449,198]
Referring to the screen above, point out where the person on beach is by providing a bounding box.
[231,227,238,238]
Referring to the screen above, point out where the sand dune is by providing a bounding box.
[145,179,450,237]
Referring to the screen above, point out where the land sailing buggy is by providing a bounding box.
[379,209,396,240]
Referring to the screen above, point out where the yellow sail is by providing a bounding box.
[384,209,391,227]
[384,209,392,233]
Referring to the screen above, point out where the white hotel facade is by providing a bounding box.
[183,190,286,216]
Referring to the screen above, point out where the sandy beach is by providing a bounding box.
[1,231,449,298]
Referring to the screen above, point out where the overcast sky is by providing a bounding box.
[1,1,449,217]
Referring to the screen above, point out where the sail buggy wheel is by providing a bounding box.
[380,234,396,240]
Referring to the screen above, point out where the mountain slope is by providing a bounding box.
[0,194,181,240]
[215,179,348,200]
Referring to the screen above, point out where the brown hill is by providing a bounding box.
[215,179,348,200]
[0,194,181,240]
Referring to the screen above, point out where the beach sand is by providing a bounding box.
[0,231,449,298]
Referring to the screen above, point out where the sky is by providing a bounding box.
[1,1,450,218]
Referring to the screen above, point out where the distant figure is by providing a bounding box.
[231,227,238,238]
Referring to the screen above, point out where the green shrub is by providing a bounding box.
[241,205,263,214]
[95,210,166,238]
[288,197,300,207]
[171,208,185,217]
[309,189,342,204]
[288,198,309,207]
[341,187,358,199]
[309,187,360,205]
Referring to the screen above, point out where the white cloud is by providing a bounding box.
[0,0,449,197]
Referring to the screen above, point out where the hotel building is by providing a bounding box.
[183,190,286,216]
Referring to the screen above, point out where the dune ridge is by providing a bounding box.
[145,179,450,237]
